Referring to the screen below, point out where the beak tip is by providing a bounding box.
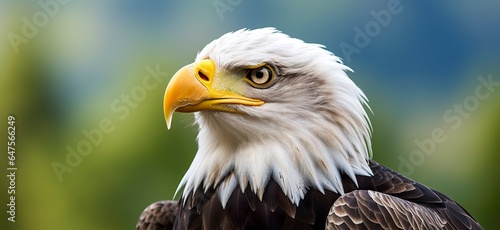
[165,115,173,130]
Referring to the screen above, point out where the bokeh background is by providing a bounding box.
[1,1,499,229]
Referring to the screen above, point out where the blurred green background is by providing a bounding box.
[1,1,499,229]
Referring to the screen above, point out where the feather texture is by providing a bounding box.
[137,200,178,230]
[138,161,482,229]
[137,28,482,229]
[177,28,373,207]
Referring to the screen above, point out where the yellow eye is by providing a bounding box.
[246,66,274,88]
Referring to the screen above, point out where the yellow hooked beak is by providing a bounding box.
[163,59,264,129]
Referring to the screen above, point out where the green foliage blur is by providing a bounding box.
[1,1,499,229]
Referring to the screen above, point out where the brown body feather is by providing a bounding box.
[137,161,482,230]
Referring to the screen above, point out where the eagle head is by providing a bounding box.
[164,28,373,207]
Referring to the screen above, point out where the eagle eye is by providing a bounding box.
[246,66,274,88]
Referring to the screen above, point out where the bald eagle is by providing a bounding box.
[137,28,482,230]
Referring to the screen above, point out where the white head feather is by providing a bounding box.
[175,28,373,207]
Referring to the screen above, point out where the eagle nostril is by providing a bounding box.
[198,71,209,82]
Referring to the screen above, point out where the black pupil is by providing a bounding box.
[256,70,264,79]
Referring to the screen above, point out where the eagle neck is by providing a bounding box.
[175,111,373,208]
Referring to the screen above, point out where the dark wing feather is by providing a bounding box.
[174,179,339,230]
[327,190,448,229]
[137,200,178,230]
[138,161,481,229]
[326,161,483,230]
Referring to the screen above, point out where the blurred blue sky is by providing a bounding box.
[6,0,496,120]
